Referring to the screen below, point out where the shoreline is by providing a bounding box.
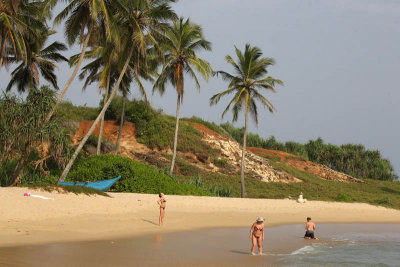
[1,187,400,247]
[2,223,400,266]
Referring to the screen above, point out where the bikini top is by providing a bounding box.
[254,224,263,231]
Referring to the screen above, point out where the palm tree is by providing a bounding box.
[0,0,48,68]
[114,55,156,155]
[5,30,67,92]
[153,17,212,175]
[74,38,153,155]
[59,0,177,181]
[210,44,283,198]
[45,0,112,124]
[70,23,119,155]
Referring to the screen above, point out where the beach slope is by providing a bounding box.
[1,187,400,247]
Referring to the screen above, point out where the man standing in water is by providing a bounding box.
[304,217,318,239]
[249,217,265,255]
[157,193,166,226]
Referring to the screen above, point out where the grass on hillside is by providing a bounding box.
[56,101,99,122]
[176,157,400,209]
[181,116,231,138]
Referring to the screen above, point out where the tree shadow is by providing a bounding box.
[380,187,399,194]
[142,219,158,226]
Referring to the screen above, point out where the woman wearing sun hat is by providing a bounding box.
[249,217,265,255]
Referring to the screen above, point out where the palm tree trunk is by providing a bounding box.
[115,92,126,155]
[59,46,134,181]
[240,103,249,198]
[169,95,181,176]
[97,69,111,155]
[8,144,30,186]
[44,29,92,124]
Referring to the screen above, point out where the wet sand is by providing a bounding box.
[1,224,400,267]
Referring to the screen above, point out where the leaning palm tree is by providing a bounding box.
[6,30,67,92]
[210,44,283,198]
[73,38,154,155]
[153,17,212,175]
[114,53,157,154]
[45,0,112,123]
[59,0,177,181]
[70,23,119,155]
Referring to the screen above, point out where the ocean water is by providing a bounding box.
[277,231,400,266]
[1,224,399,266]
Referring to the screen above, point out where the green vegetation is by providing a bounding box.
[181,116,229,137]
[104,97,217,156]
[184,175,233,197]
[0,87,73,186]
[66,154,207,195]
[1,0,399,210]
[56,102,99,122]
[221,123,397,181]
[212,157,228,167]
[177,163,400,209]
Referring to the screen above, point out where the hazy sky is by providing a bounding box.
[1,0,399,176]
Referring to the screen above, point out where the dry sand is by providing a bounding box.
[1,187,400,247]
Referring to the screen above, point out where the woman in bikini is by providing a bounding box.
[157,193,167,226]
[249,217,265,255]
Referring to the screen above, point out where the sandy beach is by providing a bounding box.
[1,187,400,248]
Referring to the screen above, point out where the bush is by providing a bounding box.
[335,193,351,202]
[56,101,98,122]
[0,159,17,186]
[212,157,228,167]
[184,175,233,197]
[208,184,233,197]
[378,196,392,206]
[66,154,208,195]
[221,122,397,181]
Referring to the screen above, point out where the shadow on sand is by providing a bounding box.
[230,250,251,255]
[142,219,158,226]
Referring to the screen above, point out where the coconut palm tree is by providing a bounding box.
[153,17,212,175]
[210,44,283,198]
[69,21,119,155]
[73,39,154,155]
[45,0,112,124]
[59,0,177,181]
[0,0,49,68]
[5,30,67,92]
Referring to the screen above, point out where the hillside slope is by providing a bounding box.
[72,120,361,184]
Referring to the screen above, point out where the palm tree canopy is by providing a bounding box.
[54,0,112,46]
[153,17,212,100]
[0,0,48,66]
[210,43,283,125]
[6,30,68,92]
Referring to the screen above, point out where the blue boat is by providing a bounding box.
[58,176,121,191]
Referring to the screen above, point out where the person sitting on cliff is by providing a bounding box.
[297,192,307,203]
